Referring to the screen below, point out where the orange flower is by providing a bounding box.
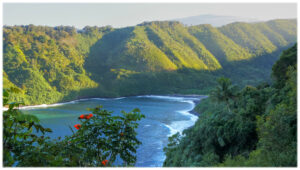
[120,132,124,136]
[86,113,93,119]
[78,114,85,119]
[74,124,81,130]
[102,160,108,166]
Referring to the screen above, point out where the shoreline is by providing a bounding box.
[170,94,208,116]
[3,94,208,113]
[162,94,207,138]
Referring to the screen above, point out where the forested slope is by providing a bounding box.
[3,19,297,105]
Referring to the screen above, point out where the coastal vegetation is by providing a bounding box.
[163,44,297,167]
[3,88,145,167]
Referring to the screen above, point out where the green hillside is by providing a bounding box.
[219,19,296,56]
[86,21,221,74]
[3,25,107,104]
[266,19,297,44]
[219,22,275,55]
[143,21,221,70]
[188,24,252,62]
[3,19,297,105]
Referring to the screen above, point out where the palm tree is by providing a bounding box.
[210,77,238,112]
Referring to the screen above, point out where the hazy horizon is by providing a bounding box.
[3,3,297,29]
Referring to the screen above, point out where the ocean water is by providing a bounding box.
[20,95,205,167]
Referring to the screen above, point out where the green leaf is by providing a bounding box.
[218,137,225,147]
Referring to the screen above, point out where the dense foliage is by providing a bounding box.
[3,89,145,167]
[3,19,296,105]
[163,44,297,167]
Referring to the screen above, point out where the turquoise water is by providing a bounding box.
[20,95,204,167]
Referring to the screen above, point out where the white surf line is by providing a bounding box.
[2,101,74,111]
[2,96,127,111]
[162,98,200,137]
[91,97,125,100]
[137,95,202,101]
[135,94,203,137]
[137,95,185,100]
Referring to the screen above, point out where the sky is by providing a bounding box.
[3,3,297,29]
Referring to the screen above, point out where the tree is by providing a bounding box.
[210,77,238,112]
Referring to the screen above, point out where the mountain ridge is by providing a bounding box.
[3,19,297,105]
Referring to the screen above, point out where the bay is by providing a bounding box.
[20,95,205,167]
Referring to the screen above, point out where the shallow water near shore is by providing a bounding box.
[20,95,205,167]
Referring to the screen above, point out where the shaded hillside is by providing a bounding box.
[219,19,296,55]
[188,24,252,62]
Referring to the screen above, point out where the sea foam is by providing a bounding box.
[140,95,200,137]
[164,108,198,136]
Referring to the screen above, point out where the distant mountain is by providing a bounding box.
[3,19,297,105]
[174,14,259,27]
